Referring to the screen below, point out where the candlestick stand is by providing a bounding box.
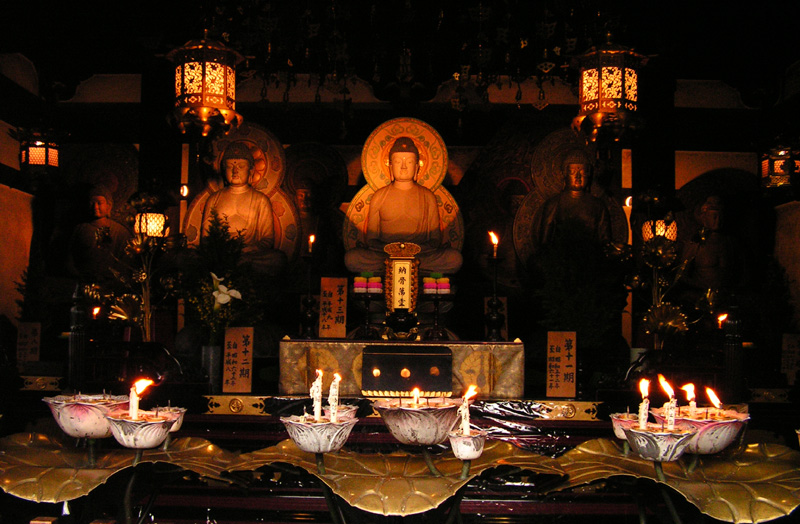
[355,292,380,339]
[485,257,505,341]
[424,293,447,341]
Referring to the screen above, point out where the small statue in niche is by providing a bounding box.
[67,185,132,283]
[201,142,287,275]
[344,137,462,275]
[532,148,611,250]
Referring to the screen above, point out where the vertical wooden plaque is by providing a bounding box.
[546,331,577,398]
[319,277,348,338]
[222,327,254,393]
[16,322,41,366]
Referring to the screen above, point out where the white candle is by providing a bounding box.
[459,385,478,436]
[638,378,650,430]
[129,386,139,421]
[623,196,633,245]
[310,369,323,421]
[412,387,420,407]
[667,398,677,430]
[308,234,315,254]
[489,231,498,258]
[328,373,341,423]
[681,384,696,418]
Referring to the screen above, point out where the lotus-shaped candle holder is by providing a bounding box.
[609,413,639,440]
[157,406,187,433]
[280,415,359,454]
[373,398,460,446]
[43,394,129,439]
[104,410,175,449]
[448,430,488,461]
[623,423,697,462]
[651,407,749,455]
[324,404,359,421]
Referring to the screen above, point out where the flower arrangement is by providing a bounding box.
[186,272,243,346]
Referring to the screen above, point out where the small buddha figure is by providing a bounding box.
[533,149,611,249]
[344,137,462,275]
[680,195,741,296]
[67,185,132,283]
[202,142,286,275]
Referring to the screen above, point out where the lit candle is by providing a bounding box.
[681,383,696,418]
[459,385,479,436]
[658,374,677,430]
[308,234,315,254]
[412,387,420,407]
[705,387,723,417]
[129,378,154,421]
[717,313,728,330]
[489,231,499,258]
[623,196,633,245]
[328,372,341,423]
[310,369,323,421]
[638,378,650,430]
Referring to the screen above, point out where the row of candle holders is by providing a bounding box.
[43,394,186,450]
[610,406,750,462]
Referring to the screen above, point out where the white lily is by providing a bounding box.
[214,285,242,305]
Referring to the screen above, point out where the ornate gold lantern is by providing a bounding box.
[641,220,677,242]
[134,213,168,237]
[167,32,245,137]
[761,145,799,188]
[572,34,646,142]
[19,130,58,168]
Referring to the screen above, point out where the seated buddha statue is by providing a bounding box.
[344,137,462,275]
[201,142,287,275]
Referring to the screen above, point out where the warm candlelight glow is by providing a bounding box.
[92,306,101,319]
[625,196,632,206]
[412,387,420,406]
[639,378,650,398]
[706,387,722,409]
[680,383,695,402]
[717,313,728,329]
[459,385,479,435]
[308,234,315,254]
[134,379,154,395]
[489,231,498,258]
[657,374,674,399]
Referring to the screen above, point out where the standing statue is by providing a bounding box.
[202,142,287,275]
[67,185,132,283]
[344,137,462,275]
[533,149,611,249]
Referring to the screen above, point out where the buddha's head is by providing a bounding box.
[88,185,113,219]
[222,142,255,187]
[388,137,420,183]
[561,149,593,192]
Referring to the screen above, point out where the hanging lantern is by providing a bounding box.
[167,32,245,137]
[572,33,646,142]
[19,130,59,169]
[761,145,799,189]
[134,213,168,237]
[641,220,677,242]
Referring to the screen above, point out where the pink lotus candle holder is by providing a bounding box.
[373,398,460,446]
[622,424,697,462]
[158,406,187,433]
[448,429,487,460]
[609,413,639,440]
[651,407,749,455]
[43,394,129,439]
[280,415,359,454]
[104,410,176,449]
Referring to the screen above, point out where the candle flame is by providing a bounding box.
[333,372,341,382]
[625,196,633,207]
[681,383,695,402]
[412,387,420,405]
[316,369,323,379]
[92,306,101,318]
[717,313,728,329]
[657,374,674,399]
[489,231,498,246]
[705,387,722,408]
[463,385,478,401]
[134,378,154,395]
[309,234,315,244]
[638,378,650,399]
